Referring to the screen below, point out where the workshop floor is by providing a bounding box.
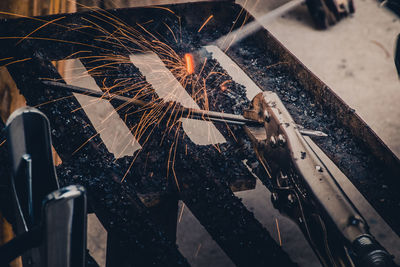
[85,0,400,266]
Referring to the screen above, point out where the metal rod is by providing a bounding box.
[42,81,261,126]
[42,80,148,107]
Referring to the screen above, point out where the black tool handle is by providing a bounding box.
[353,235,396,267]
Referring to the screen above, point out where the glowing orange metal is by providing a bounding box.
[184,53,195,74]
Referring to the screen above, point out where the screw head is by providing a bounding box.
[264,110,270,122]
[287,194,296,204]
[270,136,277,147]
[315,165,323,172]
[278,134,286,146]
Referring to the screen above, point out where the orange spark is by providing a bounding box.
[178,203,185,223]
[0,139,6,147]
[184,53,195,74]
[72,129,104,155]
[17,16,66,45]
[194,243,202,258]
[275,218,282,246]
[198,15,213,33]
[1,57,31,67]
[220,80,231,91]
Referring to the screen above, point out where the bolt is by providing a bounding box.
[315,165,323,172]
[356,236,373,246]
[264,110,270,122]
[278,134,286,146]
[270,136,277,147]
[287,194,296,204]
[350,218,361,226]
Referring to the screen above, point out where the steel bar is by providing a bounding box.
[42,80,261,126]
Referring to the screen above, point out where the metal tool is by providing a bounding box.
[0,107,89,267]
[42,185,87,267]
[243,91,394,267]
[4,107,59,267]
[1,2,396,265]
[42,80,260,126]
[42,80,329,136]
[0,185,87,267]
[5,107,59,230]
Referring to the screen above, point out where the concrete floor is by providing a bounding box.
[79,0,400,266]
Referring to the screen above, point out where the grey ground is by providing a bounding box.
[85,0,400,266]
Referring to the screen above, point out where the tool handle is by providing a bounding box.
[353,235,396,267]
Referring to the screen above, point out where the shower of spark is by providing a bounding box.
[198,15,213,33]
[0,4,247,188]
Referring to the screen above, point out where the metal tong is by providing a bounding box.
[0,107,87,267]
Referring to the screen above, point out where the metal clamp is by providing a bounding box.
[243,92,394,267]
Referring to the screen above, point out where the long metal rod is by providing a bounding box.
[42,80,148,106]
[42,81,261,126]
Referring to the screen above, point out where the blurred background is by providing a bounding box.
[0,0,398,266]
